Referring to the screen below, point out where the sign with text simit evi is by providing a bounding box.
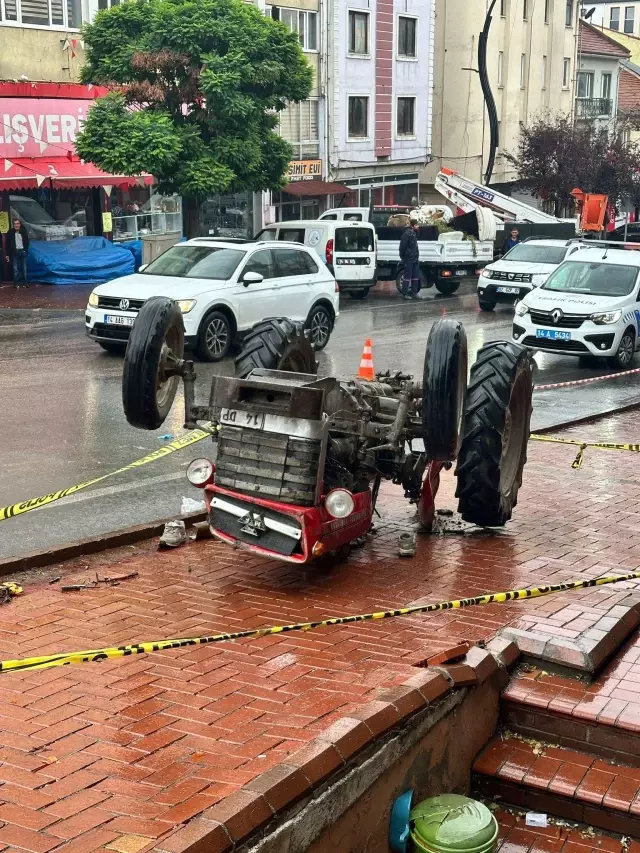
[0,99,90,158]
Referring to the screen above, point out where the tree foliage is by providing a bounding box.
[76,0,313,210]
[506,113,640,216]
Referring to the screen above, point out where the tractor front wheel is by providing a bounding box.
[422,319,468,462]
[455,342,533,527]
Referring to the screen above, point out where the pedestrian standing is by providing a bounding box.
[501,227,521,256]
[6,218,30,288]
[399,218,420,299]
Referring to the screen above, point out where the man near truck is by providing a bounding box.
[399,219,420,299]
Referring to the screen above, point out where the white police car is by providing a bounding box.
[512,245,640,368]
[477,239,583,311]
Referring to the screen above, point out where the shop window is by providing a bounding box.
[2,0,81,27]
[348,96,369,139]
[397,97,416,137]
[398,16,417,58]
[348,10,369,55]
[111,191,182,242]
[271,7,318,51]
[199,192,253,240]
[278,99,319,159]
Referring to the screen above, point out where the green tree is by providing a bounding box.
[506,112,640,217]
[76,0,313,235]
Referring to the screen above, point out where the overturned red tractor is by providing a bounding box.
[122,298,534,564]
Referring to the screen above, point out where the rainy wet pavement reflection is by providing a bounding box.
[0,279,639,558]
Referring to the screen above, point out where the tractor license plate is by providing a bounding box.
[536,329,571,341]
[496,286,520,294]
[104,315,135,326]
[220,408,266,430]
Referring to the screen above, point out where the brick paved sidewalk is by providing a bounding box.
[0,409,639,853]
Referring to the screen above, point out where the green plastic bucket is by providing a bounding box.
[409,794,498,853]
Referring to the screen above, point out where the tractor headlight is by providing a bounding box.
[590,310,622,325]
[186,458,214,487]
[324,489,355,519]
[515,301,529,317]
[177,299,197,314]
[88,291,99,307]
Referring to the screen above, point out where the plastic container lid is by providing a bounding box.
[410,795,498,853]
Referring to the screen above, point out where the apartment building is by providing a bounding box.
[421,0,578,199]
[587,0,640,37]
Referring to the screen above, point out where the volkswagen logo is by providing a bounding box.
[119,298,130,311]
[551,308,563,324]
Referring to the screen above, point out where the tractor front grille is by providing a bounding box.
[215,425,322,506]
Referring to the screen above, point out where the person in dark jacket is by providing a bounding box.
[399,219,420,299]
[501,227,521,256]
[6,218,30,287]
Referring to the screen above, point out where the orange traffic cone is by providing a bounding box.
[357,338,375,381]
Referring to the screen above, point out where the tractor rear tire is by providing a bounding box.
[455,341,533,527]
[235,318,318,379]
[422,319,468,462]
[122,296,184,430]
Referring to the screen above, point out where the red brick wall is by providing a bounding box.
[375,0,394,157]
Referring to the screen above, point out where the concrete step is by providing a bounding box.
[473,734,640,838]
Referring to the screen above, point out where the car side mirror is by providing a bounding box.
[242,271,264,287]
[138,264,148,272]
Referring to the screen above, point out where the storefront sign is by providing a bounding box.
[0,99,90,158]
[102,211,113,233]
[0,212,8,234]
[288,160,323,182]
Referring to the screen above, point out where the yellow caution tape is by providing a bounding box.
[530,434,640,469]
[2,570,640,675]
[0,424,215,522]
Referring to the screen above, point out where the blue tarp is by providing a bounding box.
[27,237,135,286]
[119,239,143,271]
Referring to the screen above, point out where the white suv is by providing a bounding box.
[478,239,584,311]
[513,245,640,368]
[85,239,339,360]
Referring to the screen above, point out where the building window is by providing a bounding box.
[576,71,594,98]
[544,0,550,23]
[398,16,417,58]
[1,0,81,27]
[498,51,504,87]
[98,0,120,8]
[348,10,369,55]
[523,0,528,19]
[520,53,527,88]
[610,6,620,28]
[278,99,320,158]
[542,55,547,88]
[272,7,318,51]
[625,5,635,32]
[500,0,506,16]
[563,56,571,87]
[348,96,369,139]
[602,72,612,99]
[397,97,416,136]
[565,0,573,26]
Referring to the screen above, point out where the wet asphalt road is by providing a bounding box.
[1,279,639,559]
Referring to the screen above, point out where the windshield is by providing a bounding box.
[10,198,55,225]
[503,244,567,264]
[142,245,245,279]
[543,260,639,297]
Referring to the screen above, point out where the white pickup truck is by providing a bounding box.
[319,206,494,295]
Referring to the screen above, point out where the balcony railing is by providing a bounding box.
[575,98,613,119]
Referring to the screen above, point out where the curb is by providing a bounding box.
[532,400,640,435]
[0,511,206,577]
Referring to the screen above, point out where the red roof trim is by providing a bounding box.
[0,82,109,99]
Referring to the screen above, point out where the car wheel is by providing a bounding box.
[196,310,233,362]
[608,329,636,370]
[435,279,461,296]
[348,288,370,300]
[98,342,125,354]
[306,304,332,350]
[478,300,496,312]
